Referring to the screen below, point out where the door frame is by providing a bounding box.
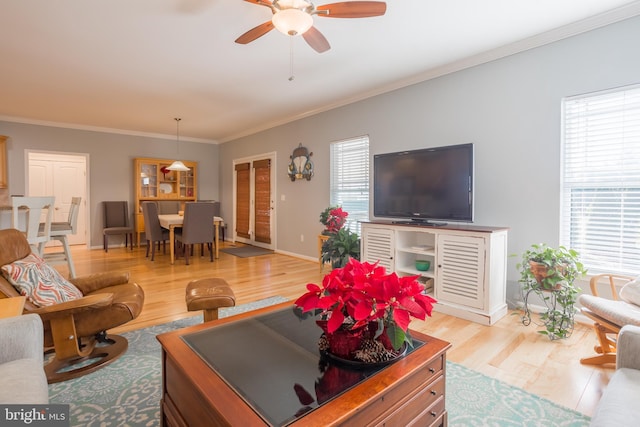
[232,152,276,250]
[25,149,90,249]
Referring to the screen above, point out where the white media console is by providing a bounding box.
[361,221,509,326]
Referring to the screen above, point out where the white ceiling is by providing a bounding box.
[1,0,639,144]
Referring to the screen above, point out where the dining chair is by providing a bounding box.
[199,200,224,241]
[102,201,134,252]
[141,201,170,261]
[211,201,225,241]
[11,196,55,257]
[175,202,215,265]
[40,196,81,278]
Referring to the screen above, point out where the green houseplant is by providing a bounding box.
[321,227,360,269]
[516,243,588,340]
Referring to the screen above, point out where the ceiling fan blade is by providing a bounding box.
[303,26,331,53]
[316,1,386,18]
[235,21,275,44]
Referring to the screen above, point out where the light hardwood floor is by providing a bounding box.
[63,241,612,418]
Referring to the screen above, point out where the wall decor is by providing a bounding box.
[288,143,313,181]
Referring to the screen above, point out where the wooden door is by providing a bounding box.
[235,163,251,239]
[234,156,274,248]
[253,159,271,244]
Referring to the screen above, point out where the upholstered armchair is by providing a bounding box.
[0,314,49,403]
[0,228,145,383]
[589,325,640,426]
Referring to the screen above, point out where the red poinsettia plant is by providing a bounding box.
[319,206,348,234]
[295,258,437,350]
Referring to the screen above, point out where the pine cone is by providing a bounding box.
[318,334,330,352]
[353,339,396,363]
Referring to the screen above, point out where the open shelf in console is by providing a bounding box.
[395,229,436,283]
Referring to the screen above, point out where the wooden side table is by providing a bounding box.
[318,234,330,272]
[0,296,26,319]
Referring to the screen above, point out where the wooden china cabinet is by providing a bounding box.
[133,157,197,247]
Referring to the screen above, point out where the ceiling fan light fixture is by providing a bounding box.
[272,9,313,36]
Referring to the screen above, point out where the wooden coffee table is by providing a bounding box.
[157,302,450,427]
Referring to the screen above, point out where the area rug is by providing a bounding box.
[49,298,591,427]
[220,245,274,258]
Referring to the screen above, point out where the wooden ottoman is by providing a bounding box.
[185,278,236,322]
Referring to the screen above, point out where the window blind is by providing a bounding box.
[561,85,640,275]
[330,136,370,235]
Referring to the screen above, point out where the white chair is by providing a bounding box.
[41,196,81,278]
[11,196,55,257]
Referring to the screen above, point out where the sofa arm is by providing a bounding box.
[31,293,115,321]
[617,324,640,370]
[70,271,130,295]
[0,314,43,365]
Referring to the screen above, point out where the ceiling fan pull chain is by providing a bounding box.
[288,36,295,82]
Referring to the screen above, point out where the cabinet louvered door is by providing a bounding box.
[436,234,485,309]
[362,227,394,271]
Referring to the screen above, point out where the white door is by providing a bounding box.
[27,152,88,246]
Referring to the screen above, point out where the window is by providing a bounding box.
[330,136,370,235]
[561,85,640,275]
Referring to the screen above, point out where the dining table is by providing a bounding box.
[158,214,224,265]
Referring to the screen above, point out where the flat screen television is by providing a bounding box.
[373,143,474,224]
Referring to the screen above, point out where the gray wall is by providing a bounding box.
[0,121,220,247]
[0,16,638,304]
[219,15,640,304]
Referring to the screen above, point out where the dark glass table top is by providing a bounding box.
[182,306,424,426]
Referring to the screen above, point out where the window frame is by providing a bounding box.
[560,84,640,275]
[330,135,370,235]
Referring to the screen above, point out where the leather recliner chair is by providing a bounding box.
[0,228,145,383]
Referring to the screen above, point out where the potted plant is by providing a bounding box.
[319,206,348,235]
[321,227,360,269]
[516,243,588,340]
[295,258,437,363]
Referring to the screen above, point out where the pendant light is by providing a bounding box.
[167,117,190,171]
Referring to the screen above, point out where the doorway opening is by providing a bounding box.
[26,151,89,247]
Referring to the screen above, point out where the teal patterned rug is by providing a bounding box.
[49,297,591,426]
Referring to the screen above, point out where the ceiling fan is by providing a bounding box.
[235,0,387,53]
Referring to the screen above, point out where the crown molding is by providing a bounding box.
[219,1,640,143]
[0,115,219,145]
